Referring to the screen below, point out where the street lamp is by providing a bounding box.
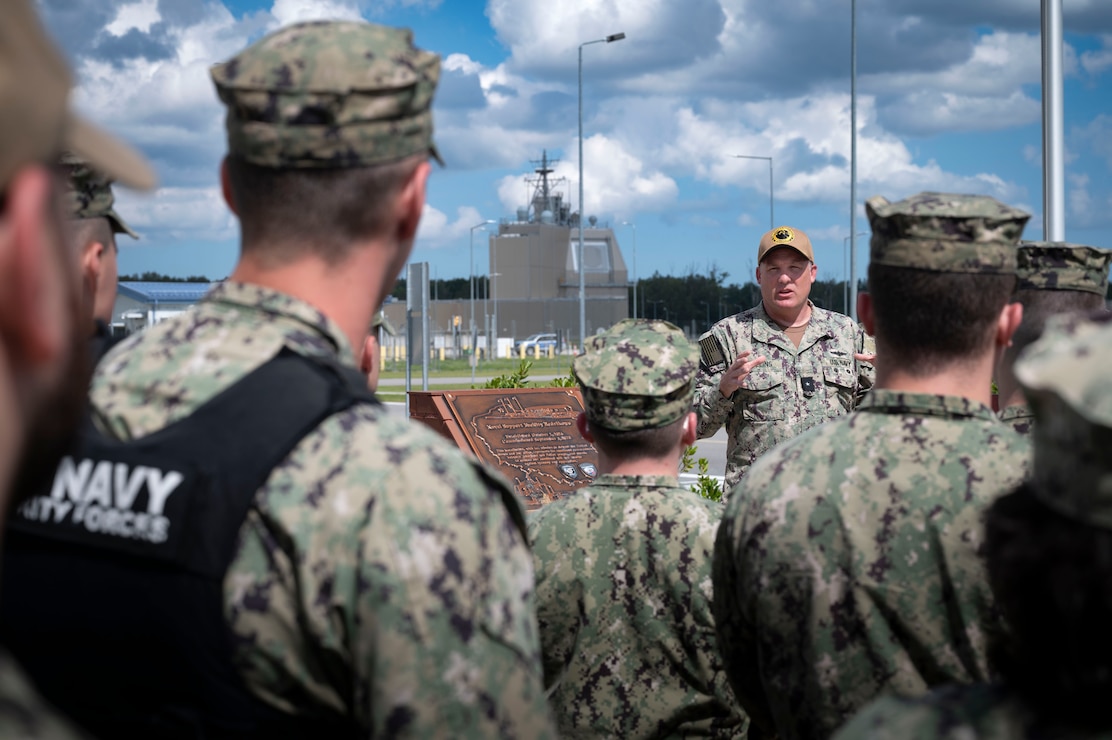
[579,31,626,350]
[470,219,495,383]
[621,220,637,319]
[648,299,664,320]
[843,232,866,315]
[733,154,774,230]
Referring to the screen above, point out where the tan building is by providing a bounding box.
[384,152,630,356]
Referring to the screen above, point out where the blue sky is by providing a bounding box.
[39,0,1112,287]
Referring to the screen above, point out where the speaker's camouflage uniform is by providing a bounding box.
[694,303,874,492]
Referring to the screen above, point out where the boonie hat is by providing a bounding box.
[758,226,814,263]
[1017,242,1112,295]
[574,319,699,432]
[211,20,442,170]
[1015,311,1112,528]
[866,192,1029,274]
[58,153,138,238]
[0,0,154,191]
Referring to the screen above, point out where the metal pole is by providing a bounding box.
[492,238,499,357]
[843,235,850,314]
[732,155,774,230]
[468,220,493,385]
[469,227,474,344]
[421,266,429,391]
[844,232,865,315]
[578,32,625,351]
[1042,0,1065,241]
[849,0,859,320]
[578,43,588,352]
[768,159,774,228]
[622,220,637,318]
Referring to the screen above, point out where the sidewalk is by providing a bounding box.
[377,373,566,387]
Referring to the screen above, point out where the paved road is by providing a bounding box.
[381,401,729,486]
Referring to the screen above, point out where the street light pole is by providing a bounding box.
[492,229,500,356]
[621,220,637,318]
[579,31,626,351]
[469,219,494,384]
[843,232,866,315]
[1042,0,1065,240]
[733,154,774,230]
[850,0,859,320]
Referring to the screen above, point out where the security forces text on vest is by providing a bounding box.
[19,457,184,543]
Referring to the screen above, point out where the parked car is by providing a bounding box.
[514,332,559,354]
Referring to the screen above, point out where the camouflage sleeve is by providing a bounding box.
[832,693,969,740]
[0,653,89,739]
[833,683,1027,740]
[226,408,556,739]
[694,327,737,439]
[712,491,778,739]
[526,505,583,688]
[854,324,876,406]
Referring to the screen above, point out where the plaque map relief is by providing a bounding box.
[445,389,598,509]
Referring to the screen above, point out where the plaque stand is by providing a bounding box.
[410,388,598,509]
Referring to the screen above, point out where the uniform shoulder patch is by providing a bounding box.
[699,335,726,370]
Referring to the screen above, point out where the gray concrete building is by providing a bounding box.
[383,151,631,355]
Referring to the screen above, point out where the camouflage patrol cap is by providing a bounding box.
[1015,311,1112,529]
[211,20,442,170]
[58,152,138,239]
[866,192,1030,274]
[1017,242,1112,295]
[573,319,699,432]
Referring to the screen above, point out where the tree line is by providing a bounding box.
[121,269,1112,337]
[390,276,488,301]
[119,272,213,283]
[634,267,866,335]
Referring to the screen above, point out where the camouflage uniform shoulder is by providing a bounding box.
[833,684,1069,740]
[529,477,721,543]
[0,652,88,739]
[300,401,522,531]
[809,304,861,333]
[231,399,545,734]
[697,308,759,370]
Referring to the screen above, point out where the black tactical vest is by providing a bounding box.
[1,349,373,738]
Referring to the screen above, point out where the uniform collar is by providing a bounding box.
[592,473,680,490]
[752,300,834,351]
[201,281,356,364]
[858,389,999,422]
[998,402,1034,422]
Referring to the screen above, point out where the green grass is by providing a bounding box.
[377,355,573,379]
[375,382,481,402]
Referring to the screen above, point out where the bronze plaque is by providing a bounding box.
[411,388,597,509]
